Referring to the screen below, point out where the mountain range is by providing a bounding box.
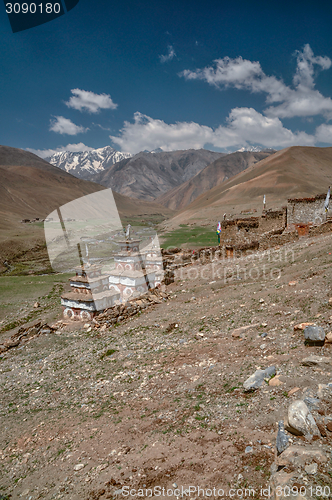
[45,146,277,209]
[155,150,275,210]
[0,146,173,264]
[3,143,332,253]
[45,146,132,180]
[166,146,332,229]
[89,149,226,200]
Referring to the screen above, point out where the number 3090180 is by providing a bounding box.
[5,3,61,14]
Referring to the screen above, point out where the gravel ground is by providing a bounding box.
[1,234,332,499]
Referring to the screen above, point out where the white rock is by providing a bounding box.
[303,325,325,344]
[74,463,85,471]
[305,463,317,475]
[285,400,320,438]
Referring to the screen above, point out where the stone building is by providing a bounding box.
[61,238,163,321]
[286,194,329,235]
[108,239,157,300]
[218,208,287,255]
[216,191,332,256]
[61,265,120,322]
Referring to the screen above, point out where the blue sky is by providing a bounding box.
[1,0,332,155]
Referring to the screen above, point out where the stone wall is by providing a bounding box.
[94,288,169,327]
[219,208,286,249]
[161,203,331,276]
[287,194,327,231]
[308,220,332,237]
[260,208,287,234]
[259,231,299,251]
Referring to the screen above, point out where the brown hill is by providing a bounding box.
[0,146,173,268]
[90,149,225,200]
[156,150,274,210]
[165,146,332,228]
[0,147,105,232]
[0,146,173,232]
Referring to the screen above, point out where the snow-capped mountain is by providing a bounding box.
[236,146,275,153]
[45,146,132,180]
[142,148,164,153]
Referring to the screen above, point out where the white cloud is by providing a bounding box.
[293,44,331,88]
[49,116,89,135]
[159,45,176,63]
[315,124,332,143]
[27,142,95,159]
[265,91,332,119]
[180,44,332,119]
[181,56,264,88]
[110,112,213,153]
[110,110,316,154]
[65,89,118,113]
[218,107,315,148]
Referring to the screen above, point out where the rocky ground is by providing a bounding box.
[1,233,332,499]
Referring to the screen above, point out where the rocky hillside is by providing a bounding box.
[156,150,275,210]
[90,149,226,200]
[0,231,332,497]
[166,146,332,229]
[0,146,105,232]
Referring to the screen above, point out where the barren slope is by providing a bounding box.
[0,146,173,231]
[0,146,173,267]
[90,149,225,200]
[166,146,332,228]
[1,232,332,498]
[156,151,275,210]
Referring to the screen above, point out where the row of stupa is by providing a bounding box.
[61,238,163,322]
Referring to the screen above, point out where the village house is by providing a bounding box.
[286,194,330,235]
[218,192,331,256]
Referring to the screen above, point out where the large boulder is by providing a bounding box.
[285,400,320,439]
[303,325,325,345]
[276,445,327,468]
[301,355,332,367]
